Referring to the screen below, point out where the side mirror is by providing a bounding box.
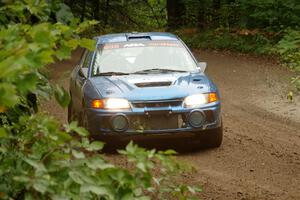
[197,62,207,72]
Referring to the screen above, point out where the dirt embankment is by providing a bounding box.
[45,49,300,200]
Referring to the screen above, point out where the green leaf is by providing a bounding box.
[51,195,69,200]
[125,141,136,154]
[80,184,113,198]
[30,23,52,46]
[86,156,114,170]
[65,39,79,49]
[33,179,49,194]
[55,3,74,23]
[56,44,72,60]
[74,127,89,137]
[65,121,89,136]
[137,162,147,172]
[0,83,19,108]
[17,73,38,93]
[135,196,151,200]
[75,20,98,33]
[79,38,96,51]
[0,128,8,138]
[86,141,104,151]
[120,193,134,200]
[68,171,84,185]
[13,176,30,183]
[54,85,70,108]
[163,149,177,155]
[23,158,47,172]
[72,149,85,159]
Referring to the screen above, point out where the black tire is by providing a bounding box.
[200,125,223,148]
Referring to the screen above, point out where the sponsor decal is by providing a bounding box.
[148,42,180,47]
[102,41,182,50]
[127,76,177,84]
[123,43,145,48]
[103,44,120,50]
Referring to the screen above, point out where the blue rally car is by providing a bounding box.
[68,32,222,148]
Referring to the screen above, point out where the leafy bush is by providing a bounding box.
[237,0,300,30]
[275,29,300,71]
[178,27,300,93]
[274,29,300,91]
[0,1,200,199]
[1,113,198,199]
[177,28,273,54]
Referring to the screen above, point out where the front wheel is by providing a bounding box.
[200,125,223,148]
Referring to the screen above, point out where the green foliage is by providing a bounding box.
[237,0,300,30]
[291,76,300,92]
[54,85,71,108]
[0,114,197,199]
[68,0,166,34]
[0,6,94,110]
[274,29,300,91]
[0,1,201,199]
[179,27,300,92]
[275,30,300,70]
[178,29,273,53]
[175,0,300,31]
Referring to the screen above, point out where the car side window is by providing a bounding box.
[82,51,93,68]
[79,50,88,67]
[79,50,93,77]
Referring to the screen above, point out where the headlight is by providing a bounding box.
[184,93,218,108]
[91,98,130,110]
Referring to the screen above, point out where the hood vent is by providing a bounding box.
[135,81,172,88]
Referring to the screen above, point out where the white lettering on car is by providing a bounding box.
[123,43,145,48]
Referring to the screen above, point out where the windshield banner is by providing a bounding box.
[102,41,183,50]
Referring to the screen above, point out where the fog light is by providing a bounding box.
[110,114,129,132]
[188,110,205,128]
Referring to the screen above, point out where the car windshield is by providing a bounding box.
[92,40,198,76]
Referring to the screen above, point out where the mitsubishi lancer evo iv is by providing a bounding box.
[68,32,223,148]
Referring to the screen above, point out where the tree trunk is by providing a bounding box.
[212,0,221,26]
[68,0,74,11]
[104,0,110,26]
[212,0,221,10]
[197,0,206,28]
[166,0,185,29]
[93,0,100,20]
[80,0,86,22]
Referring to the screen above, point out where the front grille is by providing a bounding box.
[135,81,172,87]
[129,114,186,131]
[132,100,182,108]
[97,110,214,132]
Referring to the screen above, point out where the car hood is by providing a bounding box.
[90,73,212,101]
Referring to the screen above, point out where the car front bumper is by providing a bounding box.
[85,101,221,136]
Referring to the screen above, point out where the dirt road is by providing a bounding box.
[46,49,300,200]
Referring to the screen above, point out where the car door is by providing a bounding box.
[73,50,93,112]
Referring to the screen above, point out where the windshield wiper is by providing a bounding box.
[94,72,130,76]
[133,68,188,74]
